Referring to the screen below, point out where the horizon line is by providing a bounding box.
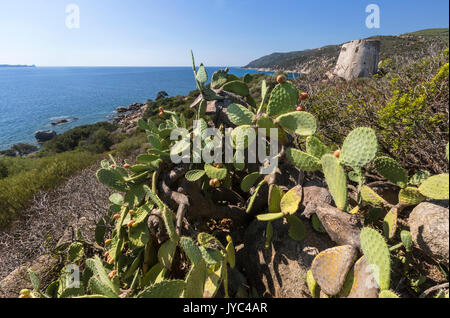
[2,65,246,68]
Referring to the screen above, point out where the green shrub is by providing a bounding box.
[114,133,148,158]
[297,48,449,174]
[0,161,7,179]
[0,151,98,228]
[41,122,117,154]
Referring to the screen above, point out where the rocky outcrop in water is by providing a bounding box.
[34,130,56,143]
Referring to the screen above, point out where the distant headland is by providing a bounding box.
[0,64,36,68]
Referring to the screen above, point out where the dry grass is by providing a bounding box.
[0,164,113,280]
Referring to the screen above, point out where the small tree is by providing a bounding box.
[156,90,169,100]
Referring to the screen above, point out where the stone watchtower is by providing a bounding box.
[332,40,381,81]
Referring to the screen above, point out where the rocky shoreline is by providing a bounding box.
[110,102,148,135]
[28,102,148,145]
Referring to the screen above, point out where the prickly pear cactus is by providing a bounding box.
[222,80,249,97]
[311,245,358,296]
[306,136,331,159]
[306,270,320,298]
[400,231,413,252]
[268,184,284,213]
[266,82,299,116]
[383,208,398,240]
[361,186,387,207]
[96,168,127,192]
[373,156,408,188]
[275,111,317,136]
[286,148,322,172]
[321,154,348,211]
[137,280,186,298]
[340,127,378,168]
[418,174,449,200]
[378,290,399,298]
[280,185,302,215]
[227,103,255,126]
[211,69,228,88]
[360,228,391,291]
[398,187,426,206]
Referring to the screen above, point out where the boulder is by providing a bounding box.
[242,215,334,298]
[115,106,129,113]
[0,254,60,298]
[409,202,449,265]
[34,130,56,143]
[51,119,68,126]
[332,40,380,81]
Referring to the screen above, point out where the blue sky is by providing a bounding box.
[0,0,448,66]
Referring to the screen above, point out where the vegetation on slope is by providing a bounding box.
[17,49,449,299]
[244,28,449,72]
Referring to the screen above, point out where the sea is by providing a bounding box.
[0,66,298,150]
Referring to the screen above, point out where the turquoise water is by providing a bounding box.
[0,67,282,150]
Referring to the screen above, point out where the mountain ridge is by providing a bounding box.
[244,28,449,73]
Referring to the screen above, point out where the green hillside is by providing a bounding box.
[244,28,449,72]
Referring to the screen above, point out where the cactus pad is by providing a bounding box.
[222,80,249,96]
[287,215,306,242]
[96,169,127,192]
[418,174,449,200]
[196,64,208,84]
[360,227,391,291]
[361,186,387,207]
[137,280,186,298]
[231,125,256,150]
[340,127,378,168]
[180,237,203,265]
[129,221,150,247]
[312,214,327,233]
[398,187,426,206]
[185,170,206,182]
[158,239,177,270]
[321,154,348,211]
[241,172,262,192]
[286,148,322,172]
[306,136,331,159]
[383,208,398,240]
[280,185,302,215]
[184,259,207,298]
[204,164,227,181]
[400,231,413,252]
[373,156,408,188]
[409,170,431,186]
[344,257,379,298]
[227,103,255,126]
[268,184,284,213]
[265,221,274,249]
[306,270,320,298]
[211,70,228,88]
[275,111,317,136]
[311,245,358,296]
[257,212,284,222]
[378,290,399,298]
[267,82,299,116]
[256,114,277,137]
